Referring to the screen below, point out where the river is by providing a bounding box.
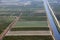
[43,0,60,40]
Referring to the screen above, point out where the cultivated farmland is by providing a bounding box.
[0,0,54,40]
[0,16,15,34]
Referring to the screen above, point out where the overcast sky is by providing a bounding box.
[0,0,32,5]
[1,0,19,2]
[0,0,42,5]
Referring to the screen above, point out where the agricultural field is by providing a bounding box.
[3,36,53,40]
[0,11,21,16]
[19,16,47,21]
[11,9,48,31]
[0,16,15,34]
[0,0,44,16]
[11,21,49,31]
[1,0,54,40]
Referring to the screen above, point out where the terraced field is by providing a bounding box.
[19,16,47,21]
[3,36,53,40]
[11,21,49,31]
[0,11,20,16]
[11,10,48,31]
[1,0,54,40]
[4,10,52,40]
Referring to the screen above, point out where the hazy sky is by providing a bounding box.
[0,0,42,5]
[0,0,32,5]
[1,0,42,2]
[1,0,19,2]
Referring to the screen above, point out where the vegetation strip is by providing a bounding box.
[3,36,53,40]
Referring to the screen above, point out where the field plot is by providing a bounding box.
[49,3,60,32]
[3,36,53,40]
[19,16,47,21]
[11,21,49,31]
[2,0,54,40]
[0,16,15,34]
[0,11,21,16]
[21,10,46,16]
[11,11,48,31]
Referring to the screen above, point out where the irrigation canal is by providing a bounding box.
[43,0,60,40]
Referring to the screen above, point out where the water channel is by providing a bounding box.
[43,0,60,40]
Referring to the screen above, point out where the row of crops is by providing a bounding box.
[11,21,49,31]
[0,10,45,16]
[0,0,54,40]
[10,10,48,31]
[3,36,53,40]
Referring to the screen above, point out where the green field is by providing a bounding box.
[0,10,46,16]
[11,21,49,31]
[0,16,15,34]
[0,11,20,16]
[3,36,53,40]
[15,21,48,27]
[32,13,46,16]
[21,12,46,16]
[0,0,51,40]
[11,27,49,31]
[19,16,47,21]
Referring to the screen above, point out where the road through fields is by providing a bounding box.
[0,12,22,40]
